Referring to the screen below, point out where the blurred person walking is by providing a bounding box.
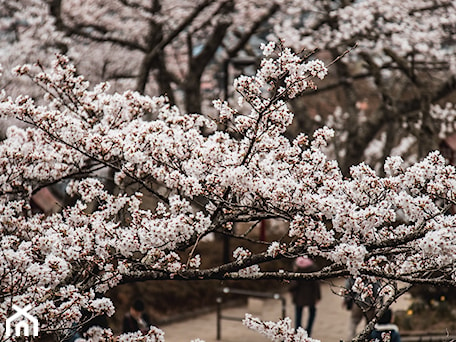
[370,308,401,342]
[123,299,151,334]
[289,257,321,337]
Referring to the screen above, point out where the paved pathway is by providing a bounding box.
[160,278,412,342]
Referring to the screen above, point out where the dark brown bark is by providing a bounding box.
[135,0,213,94]
[184,20,231,113]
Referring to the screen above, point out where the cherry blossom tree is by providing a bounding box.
[2,0,456,340]
[1,41,456,342]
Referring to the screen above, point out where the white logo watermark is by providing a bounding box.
[5,305,39,338]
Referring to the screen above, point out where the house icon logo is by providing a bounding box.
[5,304,39,337]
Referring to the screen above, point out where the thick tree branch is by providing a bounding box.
[135,0,213,93]
[225,3,280,59]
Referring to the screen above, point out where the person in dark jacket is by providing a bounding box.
[122,299,150,334]
[370,309,401,342]
[289,257,321,337]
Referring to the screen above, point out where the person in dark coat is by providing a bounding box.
[122,299,150,334]
[289,257,321,336]
[370,309,401,342]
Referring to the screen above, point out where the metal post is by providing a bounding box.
[216,297,222,340]
[281,296,286,319]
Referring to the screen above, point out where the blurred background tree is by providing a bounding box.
[2,2,455,168]
[2,1,456,176]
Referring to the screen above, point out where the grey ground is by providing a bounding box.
[160,278,411,342]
